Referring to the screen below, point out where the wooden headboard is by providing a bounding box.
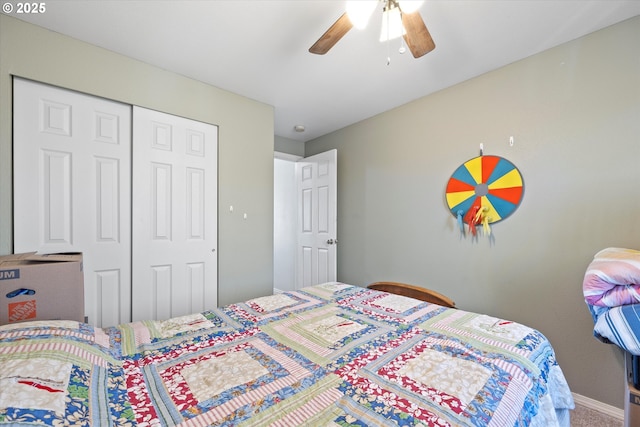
[367,281,456,308]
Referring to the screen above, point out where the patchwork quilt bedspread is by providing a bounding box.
[0,283,573,426]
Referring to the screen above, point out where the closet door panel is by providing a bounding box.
[151,162,173,240]
[132,106,218,322]
[95,157,121,242]
[13,78,132,327]
[96,269,123,327]
[41,149,72,244]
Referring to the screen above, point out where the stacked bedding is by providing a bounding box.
[583,247,640,355]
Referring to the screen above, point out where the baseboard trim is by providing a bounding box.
[572,392,624,420]
[273,288,284,294]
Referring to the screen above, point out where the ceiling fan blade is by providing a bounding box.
[309,13,353,55]
[401,11,435,58]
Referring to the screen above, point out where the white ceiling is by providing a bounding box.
[10,0,640,142]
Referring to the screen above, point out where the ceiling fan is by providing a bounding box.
[309,0,435,58]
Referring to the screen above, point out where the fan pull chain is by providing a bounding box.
[386,7,391,65]
[386,35,391,64]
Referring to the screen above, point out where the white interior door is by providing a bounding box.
[132,106,218,321]
[295,149,337,289]
[13,78,132,327]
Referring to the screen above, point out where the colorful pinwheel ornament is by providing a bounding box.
[445,155,524,238]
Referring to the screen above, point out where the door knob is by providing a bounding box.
[327,239,338,245]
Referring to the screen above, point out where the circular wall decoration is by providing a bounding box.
[445,155,524,225]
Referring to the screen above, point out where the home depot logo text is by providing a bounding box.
[8,300,37,322]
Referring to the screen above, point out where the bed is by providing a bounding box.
[0,282,573,426]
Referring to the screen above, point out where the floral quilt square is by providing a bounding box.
[335,326,537,426]
[392,348,491,407]
[373,293,425,311]
[301,314,367,345]
[461,314,533,343]
[154,313,219,338]
[0,357,72,415]
[337,289,444,325]
[124,330,327,426]
[419,309,539,355]
[248,294,300,313]
[300,282,359,301]
[181,349,269,401]
[227,291,326,325]
[259,305,394,367]
[117,308,244,356]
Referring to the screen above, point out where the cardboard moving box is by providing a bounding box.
[0,252,84,325]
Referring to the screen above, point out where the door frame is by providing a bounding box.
[273,152,302,293]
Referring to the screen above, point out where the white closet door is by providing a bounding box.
[13,78,132,327]
[132,106,218,321]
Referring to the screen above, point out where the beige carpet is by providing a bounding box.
[571,403,623,427]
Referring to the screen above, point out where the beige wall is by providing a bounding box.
[0,15,274,306]
[306,16,640,408]
[275,135,305,157]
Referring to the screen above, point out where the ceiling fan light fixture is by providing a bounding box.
[310,0,434,58]
[380,6,405,42]
[346,0,378,30]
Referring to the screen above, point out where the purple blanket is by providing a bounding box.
[583,247,640,308]
[583,247,640,355]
